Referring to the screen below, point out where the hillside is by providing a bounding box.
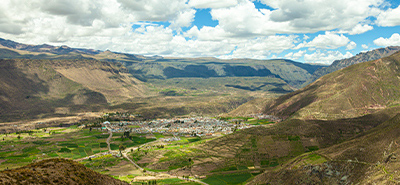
[0,58,145,121]
[256,51,400,120]
[248,109,400,185]
[0,158,128,185]
[303,46,400,87]
[133,105,400,182]
[0,38,325,89]
[126,58,325,88]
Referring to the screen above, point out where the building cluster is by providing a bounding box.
[98,117,254,136]
[93,114,278,138]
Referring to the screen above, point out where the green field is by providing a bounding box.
[202,173,253,185]
[245,119,274,125]
[130,178,201,185]
[0,126,155,170]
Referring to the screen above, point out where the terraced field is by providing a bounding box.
[0,126,154,170]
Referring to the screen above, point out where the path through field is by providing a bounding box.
[76,129,209,185]
[106,126,112,152]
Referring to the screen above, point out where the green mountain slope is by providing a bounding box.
[261,51,400,120]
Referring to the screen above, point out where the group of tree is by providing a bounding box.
[142,180,157,184]
[119,145,126,156]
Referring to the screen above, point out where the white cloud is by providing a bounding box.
[346,41,357,50]
[210,1,288,37]
[304,50,353,64]
[0,0,393,62]
[188,0,240,9]
[228,35,297,59]
[376,4,400,27]
[284,50,306,60]
[362,44,369,49]
[184,25,233,41]
[256,0,382,33]
[117,0,189,22]
[345,24,374,35]
[296,32,350,49]
[169,9,196,30]
[373,33,400,46]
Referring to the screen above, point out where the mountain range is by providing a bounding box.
[0,37,324,88]
[1,37,400,184]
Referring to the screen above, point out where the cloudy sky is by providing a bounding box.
[1,0,400,64]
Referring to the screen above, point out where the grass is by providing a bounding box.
[306,146,319,152]
[218,117,253,121]
[202,173,253,185]
[211,166,238,172]
[81,154,126,172]
[245,119,274,125]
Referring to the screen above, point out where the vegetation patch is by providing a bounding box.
[202,172,253,185]
[306,146,319,152]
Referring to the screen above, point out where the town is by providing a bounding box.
[96,115,279,137]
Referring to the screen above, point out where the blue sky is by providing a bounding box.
[0,0,400,64]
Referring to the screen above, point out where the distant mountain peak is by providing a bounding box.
[303,46,400,87]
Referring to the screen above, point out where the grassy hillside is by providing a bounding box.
[0,158,128,185]
[248,108,400,184]
[258,51,400,120]
[303,46,400,87]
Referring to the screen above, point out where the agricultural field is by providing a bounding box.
[130,178,202,185]
[202,172,257,185]
[125,123,323,185]
[130,136,208,172]
[245,119,274,125]
[0,125,154,171]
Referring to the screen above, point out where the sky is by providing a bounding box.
[1,0,400,64]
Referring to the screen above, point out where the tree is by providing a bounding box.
[119,145,126,156]
[123,131,130,138]
[17,135,21,140]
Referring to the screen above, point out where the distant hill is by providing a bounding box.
[0,38,101,55]
[0,58,145,121]
[258,51,400,120]
[0,37,325,89]
[303,46,400,87]
[0,158,128,185]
